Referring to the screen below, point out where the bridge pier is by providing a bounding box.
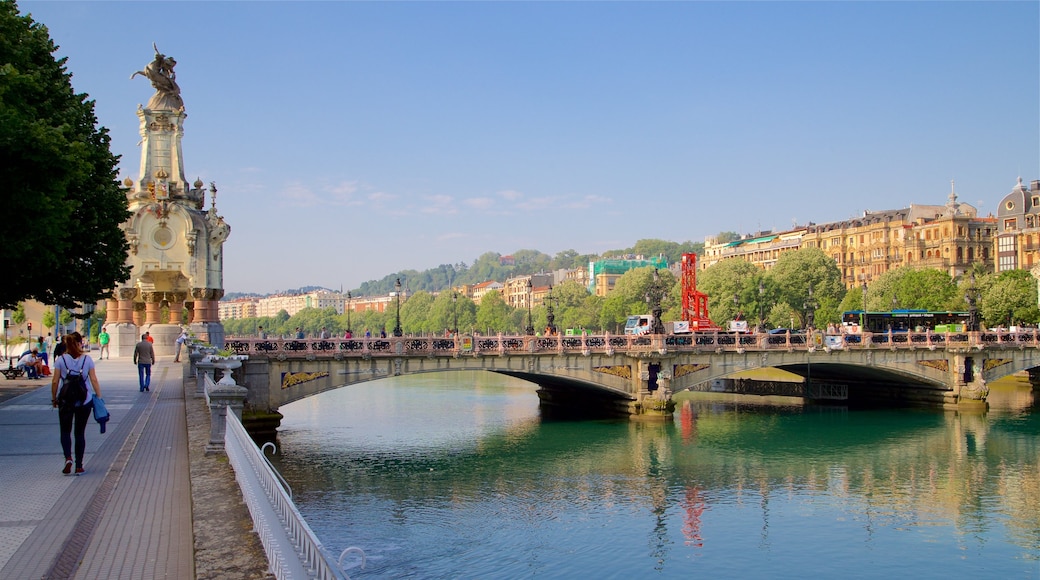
[631,359,676,418]
[1029,368,1040,392]
[946,352,988,409]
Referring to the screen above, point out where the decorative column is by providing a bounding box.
[190,288,208,323]
[105,296,119,325]
[142,292,162,325]
[167,291,187,325]
[116,287,138,323]
[132,302,146,327]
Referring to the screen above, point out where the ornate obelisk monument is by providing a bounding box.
[104,45,230,356]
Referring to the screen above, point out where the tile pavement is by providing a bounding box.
[0,357,194,579]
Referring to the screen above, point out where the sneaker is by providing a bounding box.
[75,467,84,476]
[62,459,73,475]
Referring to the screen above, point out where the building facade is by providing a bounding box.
[995,178,1040,272]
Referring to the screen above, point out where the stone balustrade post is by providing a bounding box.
[204,356,248,454]
[196,360,218,398]
[206,380,248,455]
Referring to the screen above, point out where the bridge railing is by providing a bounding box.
[220,385,353,579]
[224,329,1040,358]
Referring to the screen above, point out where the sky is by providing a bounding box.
[18,1,1040,295]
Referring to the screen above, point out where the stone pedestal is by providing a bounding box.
[107,323,141,359]
[143,323,182,357]
[190,322,225,352]
[204,355,247,454]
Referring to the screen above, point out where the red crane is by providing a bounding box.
[680,253,720,331]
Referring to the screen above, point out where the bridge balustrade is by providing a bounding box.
[224,329,1040,359]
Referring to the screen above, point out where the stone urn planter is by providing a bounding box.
[204,354,249,386]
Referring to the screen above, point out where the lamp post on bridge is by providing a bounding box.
[803,282,816,331]
[525,278,535,335]
[644,269,665,334]
[859,274,869,330]
[346,291,352,334]
[545,285,556,335]
[965,272,979,332]
[452,291,458,335]
[393,278,403,337]
[758,279,765,332]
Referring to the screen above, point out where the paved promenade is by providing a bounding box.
[0,356,271,579]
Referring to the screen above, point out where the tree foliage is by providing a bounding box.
[0,3,130,309]
[475,290,512,333]
[976,269,1039,328]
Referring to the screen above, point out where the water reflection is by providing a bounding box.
[272,372,1040,578]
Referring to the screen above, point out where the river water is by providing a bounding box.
[269,371,1040,579]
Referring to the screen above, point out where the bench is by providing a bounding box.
[1,366,25,380]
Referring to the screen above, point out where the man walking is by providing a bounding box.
[98,327,110,360]
[132,333,155,392]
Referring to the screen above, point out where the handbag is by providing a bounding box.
[93,397,110,434]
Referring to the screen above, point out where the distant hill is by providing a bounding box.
[228,238,712,298]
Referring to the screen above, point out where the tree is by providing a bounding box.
[11,303,26,325]
[767,248,845,327]
[400,291,435,334]
[978,270,1039,328]
[0,3,131,309]
[698,259,763,326]
[475,290,513,333]
[599,267,677,332]
[42,310,55,331]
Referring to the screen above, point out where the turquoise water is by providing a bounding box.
[271,372,1040,579]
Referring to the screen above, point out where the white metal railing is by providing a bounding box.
[223,404,365,579]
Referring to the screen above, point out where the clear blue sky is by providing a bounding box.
[20,1,1040,295]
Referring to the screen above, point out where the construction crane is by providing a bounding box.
[680,253,720,331]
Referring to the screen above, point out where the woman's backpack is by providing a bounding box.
[56,355,88,410]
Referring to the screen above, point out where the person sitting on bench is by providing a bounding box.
[16,350,42,379]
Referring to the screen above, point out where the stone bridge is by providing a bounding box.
[222,330,1040,420]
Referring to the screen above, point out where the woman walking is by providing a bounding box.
[50,332,102,476]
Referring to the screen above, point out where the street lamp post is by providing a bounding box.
[545,285,556,335]
[860,277,868,329]
[452,292,458,335]
[758,280,765,332]
[393,278,403,337]
[525,279,535,335]
[644,269,665,334]
[965,273,979,332]
[346,291,352,334]
[803,282,817,331]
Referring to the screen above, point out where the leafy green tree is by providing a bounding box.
[58,308,72,332]
[978,270,1039,328]
[475,290,513,334]
[0,3,131,309]
[767,248,845,327]
[400,291,435,334]
[866,267,958,312]
[698,259,762,326]
[11,303,26,325]
[42,309,55,331]
[599,267,677,332]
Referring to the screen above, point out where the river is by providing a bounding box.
[269,371,1040,579]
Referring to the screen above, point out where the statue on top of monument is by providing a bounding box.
[131,43,183,111]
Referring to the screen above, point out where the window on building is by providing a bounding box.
[968,247,974,261]
[1004,218,1017,231]
[956,247,962,261]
